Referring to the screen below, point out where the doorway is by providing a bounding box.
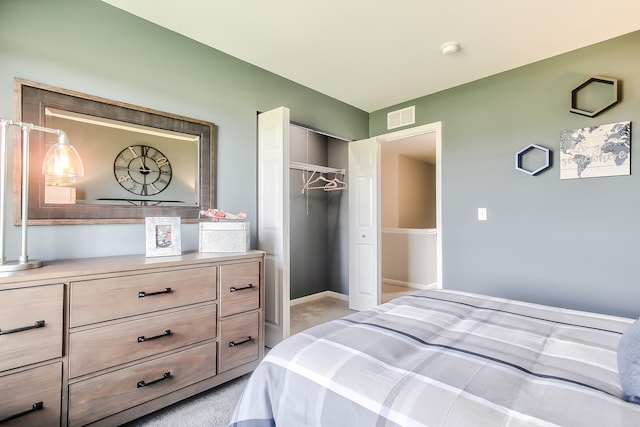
[380,131,439,302]
[348,122,442,311]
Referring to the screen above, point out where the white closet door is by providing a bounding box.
[348,137,380,310]
[258,107,290,347]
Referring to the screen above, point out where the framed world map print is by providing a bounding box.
[560,121,630,179]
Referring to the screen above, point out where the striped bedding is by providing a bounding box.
[229,290,640,426]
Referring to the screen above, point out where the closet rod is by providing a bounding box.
[289,161,345,175]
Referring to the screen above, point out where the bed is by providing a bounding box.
[229,289,640,426]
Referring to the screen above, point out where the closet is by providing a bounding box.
[257,107,351,347]
[288,125,349,300]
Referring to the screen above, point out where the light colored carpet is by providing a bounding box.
[125,287,411,426]
[290,295,355,335]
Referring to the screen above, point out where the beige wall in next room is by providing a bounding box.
[381,151,436,229]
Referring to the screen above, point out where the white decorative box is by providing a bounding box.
[199,221,250,252]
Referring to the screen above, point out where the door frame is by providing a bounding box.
[348,121,442,310]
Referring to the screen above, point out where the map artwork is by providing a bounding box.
[560,121,630,179]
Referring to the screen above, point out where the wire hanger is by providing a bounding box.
[325,172,347,191]
[302,170,347,192]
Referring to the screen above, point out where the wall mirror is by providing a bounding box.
[16,79,215,224]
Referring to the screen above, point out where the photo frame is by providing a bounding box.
[145,217,182,257]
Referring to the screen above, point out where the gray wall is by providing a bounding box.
[289,126,349,299]
[289,127,328,299]
[370,31,640,318]
[0,0,368,261]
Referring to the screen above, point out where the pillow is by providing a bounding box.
[618,318,640,404]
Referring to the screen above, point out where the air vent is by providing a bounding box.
[387,106,415,130]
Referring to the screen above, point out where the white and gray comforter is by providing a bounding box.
[230,290,640,426]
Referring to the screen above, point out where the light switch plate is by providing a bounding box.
[478,208,487,221]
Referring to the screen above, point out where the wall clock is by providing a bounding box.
[113,144,173,196]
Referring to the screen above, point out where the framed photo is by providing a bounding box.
[145,217,182,257]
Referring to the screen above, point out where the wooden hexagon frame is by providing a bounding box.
[515,144,551,176]
[570,76,619,117]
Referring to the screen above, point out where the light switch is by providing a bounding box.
[478,208,487,221]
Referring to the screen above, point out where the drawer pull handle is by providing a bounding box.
[0,320,45,336]
[229,284,253,292]
[138,287,172,298]
[0,401,43,423]
[137,372,171,388]
[137,329,172,343]
[229,336,252,347]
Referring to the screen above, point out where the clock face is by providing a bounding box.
[113,145,173,196]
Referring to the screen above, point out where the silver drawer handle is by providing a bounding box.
[229,284,253,292]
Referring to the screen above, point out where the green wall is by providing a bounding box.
[370,31,640,318]
[0,0,367,259]
[2,0,638,317]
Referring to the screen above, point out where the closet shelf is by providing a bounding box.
[289,161,345,175]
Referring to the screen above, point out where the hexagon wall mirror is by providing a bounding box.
[515,144,551,176]
[570,76,619,117]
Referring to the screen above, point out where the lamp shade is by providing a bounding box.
[42,139,84,185]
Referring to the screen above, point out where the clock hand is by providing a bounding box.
[138,156,150,171]
[115,167,154,173]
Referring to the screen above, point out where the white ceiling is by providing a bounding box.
[102,0,640,113]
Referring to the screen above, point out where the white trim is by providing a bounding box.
[290,290,348,306]
[382,228,437,235]
[383,278,439,290]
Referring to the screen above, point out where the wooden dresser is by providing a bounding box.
[0,251,264,426]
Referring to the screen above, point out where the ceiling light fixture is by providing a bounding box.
[440,41,461,56]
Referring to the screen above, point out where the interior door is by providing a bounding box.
[348,137,380,310]
[257,107,290,347]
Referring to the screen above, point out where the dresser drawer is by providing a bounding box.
[219,262,260,317]
[70,265,217,327]
[0,362,62,427]
[219,311,260,373]
[69,304,217,378]
[0,284,63,372]
[69,342,217,426]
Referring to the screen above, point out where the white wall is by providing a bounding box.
[382,228,437,288]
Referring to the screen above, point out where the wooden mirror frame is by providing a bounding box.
[15,79,215,224]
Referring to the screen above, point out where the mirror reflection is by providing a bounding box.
[44,108,200,207]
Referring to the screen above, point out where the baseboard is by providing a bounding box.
[382,278,439,290]
[290,290,348,306]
